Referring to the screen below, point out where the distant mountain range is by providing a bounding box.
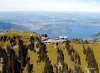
[83,32,100,41]
[0,21,30,31]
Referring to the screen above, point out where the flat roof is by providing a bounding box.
[43,38,66,43]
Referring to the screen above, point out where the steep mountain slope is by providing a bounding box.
[0,30,100,73]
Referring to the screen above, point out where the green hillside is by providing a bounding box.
[0,30,100,73]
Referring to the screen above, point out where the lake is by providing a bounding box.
[0,11,100,39]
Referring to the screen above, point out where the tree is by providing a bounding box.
[27,59,33,73]
[44,57,54,73]
[83,47,99,73]
[57,48,64,63]
[29,36,35,51]
[18,39,28,68]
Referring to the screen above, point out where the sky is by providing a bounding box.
[0,0,100,12]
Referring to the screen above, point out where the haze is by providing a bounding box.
[0,0,100,12]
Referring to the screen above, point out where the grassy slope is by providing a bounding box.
[71,43,100,73]
[23,49,45,73]
[0,30,100,73]
[47,43,100,73]
[46,43,75,68]
[0,30,45,73]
